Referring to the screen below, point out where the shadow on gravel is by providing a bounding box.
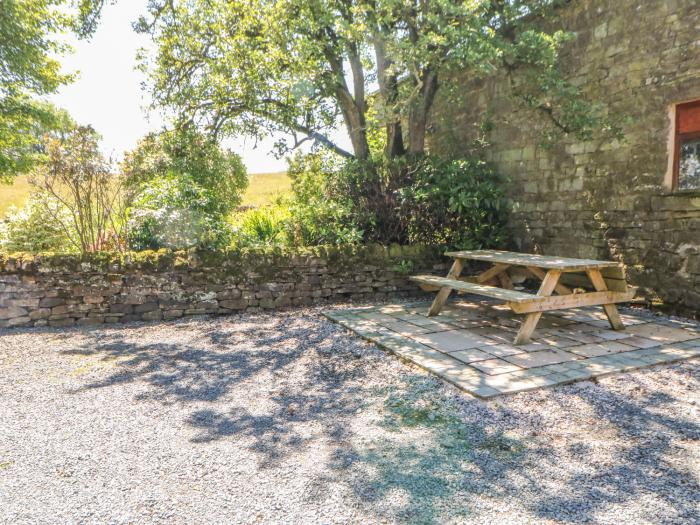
[56,315,700,524]
[530,374,700,524]
[64,316,328,403]
[62,315,369,470]
[57,314,529,522]
[332,375,531,524]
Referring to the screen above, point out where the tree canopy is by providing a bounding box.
[139,0,618,162]
[0,0,105,180]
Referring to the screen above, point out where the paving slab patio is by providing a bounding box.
[324,298,700,398]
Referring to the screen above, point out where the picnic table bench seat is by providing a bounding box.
[410,275,534,303]
[412,250,636,345]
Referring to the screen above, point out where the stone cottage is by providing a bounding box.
[430,0,700,314]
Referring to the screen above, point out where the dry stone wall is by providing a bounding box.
[0,246,448,328]
[429,0,700,315]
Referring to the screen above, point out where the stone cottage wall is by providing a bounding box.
[0,246,448,328]
[429,0,700,314]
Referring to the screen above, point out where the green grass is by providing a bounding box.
[0,171,292,218]
[0,175,31,216]
[241,171,292,207]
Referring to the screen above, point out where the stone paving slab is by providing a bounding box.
[324,298,700,398]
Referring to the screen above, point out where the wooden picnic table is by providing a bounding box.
[410,250,635,345]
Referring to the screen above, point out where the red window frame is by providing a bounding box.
[673,99,700,190]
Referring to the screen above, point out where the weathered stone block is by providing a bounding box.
[29,308,51,320]
[49,318,75,327]
[77,317,104,326]
[219,299,247,310]
[0,306,28,320]
[194,300,218,310]
[39,297,64,308]
[163,309,183,319]
[6,316,31,327]
[141,310,163,321]
[109,303,133,314]
[133,302,159,313]
[216,289,242,300]
[51,304,76,315]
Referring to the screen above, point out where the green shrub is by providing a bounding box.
[286,152,364,245]
[0,194,73,252]
[127,175,232,250]
[395,156,508,248]
[285,152,508,249]
[124,128,249,251]
[122,127,248,216]
[230,203,290,247]
[30,126,130,253]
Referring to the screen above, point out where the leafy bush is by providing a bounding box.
[285,152,364,246]
[30,125,129,253]
[124,127,248,250]
[0,194,73,252]
[395,156,508,248]
[285,152,508,249]
[127,175,232,250]
[122,127,248,216]
[230,203,290,247]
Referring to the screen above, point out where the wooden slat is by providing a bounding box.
[513,269,562,345]
[445,250,620,271]
[515,314,542,345]
[587,269,625,330]
[476,263,509,283]
[560,267,629,292]
[526,266,572,295]
[427,259,464,316]
[497,270,514,290]
[411,275,535,303]
[509,290,635,314]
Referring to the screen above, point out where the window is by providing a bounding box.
[673,99,700,190]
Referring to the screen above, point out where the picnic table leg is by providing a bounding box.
[514,269,562,345]
[525,266,572,295]
[497,270,514,290]
[476,263,510,284]
[427,259,464,317]
[586,269,625,330]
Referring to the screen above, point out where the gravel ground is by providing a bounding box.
[0,304,698,525]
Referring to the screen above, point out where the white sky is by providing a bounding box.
[49,1,348,174]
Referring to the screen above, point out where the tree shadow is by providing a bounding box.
[321,374,538,524]
[63,315,329,403]
[529,372,700,524]
[50,311,699,523]
[61,313,371,469]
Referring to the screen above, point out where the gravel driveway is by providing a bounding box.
[1,305,698,524]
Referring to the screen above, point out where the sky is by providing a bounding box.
[49,1,339,174]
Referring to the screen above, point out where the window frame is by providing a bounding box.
[673,99,700,191]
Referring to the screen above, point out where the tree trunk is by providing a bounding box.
[344,44,371,161]
[324,44,370,161]
[386,122,405,158]
[373,32,405,159]
[407,69,439,155]
[336,91,370,160]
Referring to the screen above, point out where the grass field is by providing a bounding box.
[0,171,292,218]
[0,175,32,217]
[241,171,292,207]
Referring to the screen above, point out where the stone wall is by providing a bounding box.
[429,0,700,315]
[0,246,447,328]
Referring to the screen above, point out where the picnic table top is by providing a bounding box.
[444,249,621,271]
